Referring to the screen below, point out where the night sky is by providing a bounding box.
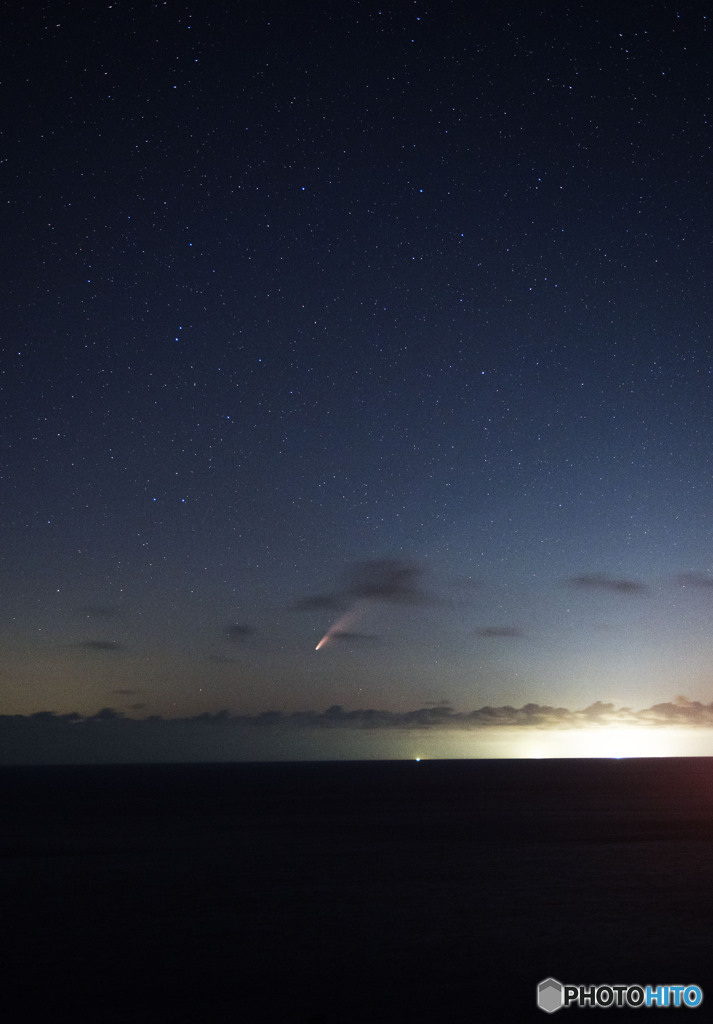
[3,0,713,760]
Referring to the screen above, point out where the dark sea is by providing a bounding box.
[2,758,712,1022]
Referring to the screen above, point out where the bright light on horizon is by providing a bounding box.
[489,725,713,760]
[398,725,713,761]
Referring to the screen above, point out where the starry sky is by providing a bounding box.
[3,0,713,759]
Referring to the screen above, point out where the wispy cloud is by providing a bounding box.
[76,605,120,619]
[676,572,713,589]
[78,640,124,651]
[322,630,379,643]
[291,594,345,612]
[299,558,431,613]
[223,623,255,642]
[476,626,524,639]
[567,573,647,595]
[347,558,428,604]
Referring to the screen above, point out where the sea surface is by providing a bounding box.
[2,758,712,1022]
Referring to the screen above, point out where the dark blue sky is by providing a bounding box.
[3,1,713,756]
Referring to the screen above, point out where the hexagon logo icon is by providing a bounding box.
[537,977,563,1013]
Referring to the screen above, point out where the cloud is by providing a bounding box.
[567,573,647,595]
[637,697,713,724]
[78,640,124,651]
[76,605,120,619]
[676,572,713,589]
[4,699,713,763]
[307,699,713,729]
[295,558,431,617]
[208,653,238,664]
[223,623,255,642]
[324,631,379,643]
[347,558,428,604]
[476,626,524,639]
[251,700,713,730]
[291,594,345,612]
[450,575,481,590]
[9,699,713,733]
[111,688,137,695]
[9,700,713,741]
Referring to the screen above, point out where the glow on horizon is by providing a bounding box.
[4,713,713,764]
[395,726,713,761]
[224,723,713,761]
[463,725,713,760]
[250,724,713,762]
[514,726,705,760]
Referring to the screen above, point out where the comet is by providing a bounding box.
[315,603,364,650]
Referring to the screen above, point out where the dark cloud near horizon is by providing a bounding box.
[567,574,647,595]
[111,688,137,695]
[2,699,711,764]
[6,698,713,733]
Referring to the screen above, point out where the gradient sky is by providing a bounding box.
[3,1,713,759]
